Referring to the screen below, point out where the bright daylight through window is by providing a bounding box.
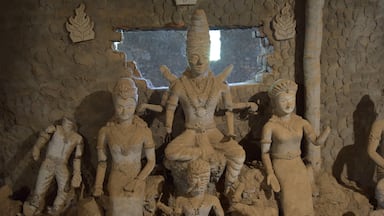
[114,28,273,87]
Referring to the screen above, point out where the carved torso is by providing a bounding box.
[45,126,82,162]
[101,116,154,171]
[171,74,228,130]
[266,114,306,158]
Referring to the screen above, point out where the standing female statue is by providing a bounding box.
[93,77,156,216]
[261,79,330,215]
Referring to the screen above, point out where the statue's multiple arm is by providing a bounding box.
[165,90,179,134]
[222,88,236,139]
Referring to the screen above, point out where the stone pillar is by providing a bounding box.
[303,0,325,172]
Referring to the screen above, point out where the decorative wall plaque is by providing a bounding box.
[65,3,95,43]
[272,3,296,41]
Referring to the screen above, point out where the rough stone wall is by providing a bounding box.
[0,0,295,190]
[321,0,384,194]
[0,0,381,214]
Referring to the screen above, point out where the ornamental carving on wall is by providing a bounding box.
[272,2,296,41]
[66,3,95,43]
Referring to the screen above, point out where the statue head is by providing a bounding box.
[268,79,297,116]
[187,159,210,195]
[112,77,138,122]
[186,10,210,77]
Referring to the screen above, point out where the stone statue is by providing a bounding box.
[261,79,330,216]
[163,9,245,195]
[229,163,278,216]
[143,175,165,216]
[157,159,224,216]
[26,117,83,215]
[92,77,156,216]
[368,119,384,210]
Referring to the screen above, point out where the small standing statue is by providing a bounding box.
[93,77,156,216]
[163,9,245,194]
[368,119,384,211]
[158,159,224,216]
[27,117,83,215]
[261,79,330,216]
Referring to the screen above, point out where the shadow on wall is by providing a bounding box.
[332,95,377,199]
[5,133,39,202]
[239,91,272,163]
[74,91,115,194]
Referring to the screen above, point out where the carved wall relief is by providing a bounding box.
[272,2,296,41]
[66,3,95,43]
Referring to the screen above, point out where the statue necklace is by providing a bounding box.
[188,195,206,216]
[271,114,295,132]
[181,75,215,118]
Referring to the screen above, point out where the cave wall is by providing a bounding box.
[0,0,296,190]
[0,0,382,208]
[321,0,384,191]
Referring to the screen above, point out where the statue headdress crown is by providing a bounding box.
[186,9,210,60]
[113,77,138,102]
[268,79,298,98]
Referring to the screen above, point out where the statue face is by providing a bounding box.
[274,92,295,116]
[188,172,210,195]
[188,54,209,76]
[114,97,136,121]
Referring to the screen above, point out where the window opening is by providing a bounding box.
[114,28,273,88]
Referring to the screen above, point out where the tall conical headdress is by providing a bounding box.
[186,9,210,60]
[113,77,138,102]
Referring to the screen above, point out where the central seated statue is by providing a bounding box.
[163,9,245,196]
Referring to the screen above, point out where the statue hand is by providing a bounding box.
[164,133,173,144]
[124,178,145,194]
[32,147,40,161]
[137,103,147,114]
[267,173,281,192]
[220,134,236,143]
[249,102,258,113]
[316,126,331,146]
[93,186,104,197]
[71,173,82,188]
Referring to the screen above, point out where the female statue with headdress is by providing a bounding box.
[261,79,330,215]
[93,77,156,216]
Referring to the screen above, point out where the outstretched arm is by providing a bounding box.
[368,121,384,168]
[303,120,331,146]
[261,124,280,192]
[137,103,164,113]
[232,102,258,113]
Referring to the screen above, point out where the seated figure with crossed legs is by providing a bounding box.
[163,9,245,196]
